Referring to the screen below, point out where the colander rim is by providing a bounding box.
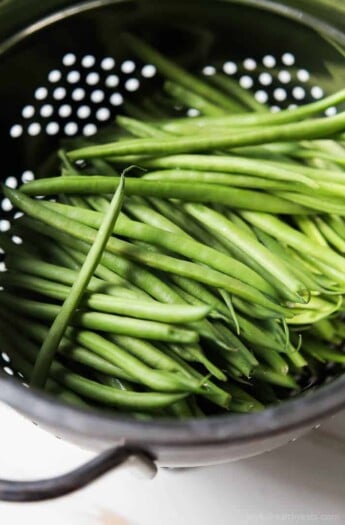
[1,373,345,447]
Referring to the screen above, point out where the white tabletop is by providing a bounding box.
[0,402,344,525]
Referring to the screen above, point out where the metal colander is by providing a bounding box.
[0,0,345,503]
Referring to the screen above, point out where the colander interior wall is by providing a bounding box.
[0,0,344,424]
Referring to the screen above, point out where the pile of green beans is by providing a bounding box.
[1,34,345,419]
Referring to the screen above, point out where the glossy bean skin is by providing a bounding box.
[21,175,307,214]
[4,188,288,315]
[30,177,126,388]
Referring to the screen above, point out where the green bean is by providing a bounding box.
[277,191,345,215]
[217,347,254,378]
[8,222,83,273]
[5,189,288,314]
[0,271,70,300]
[56,194,221,255]
[59,148,79,174]
[252,366,299,390]
[4,255,147,299]
[64,194,92,209]
[288,249,345,287]
[0,324,89,408]
[232,143,300,159]
[186,204,308,303]
[161,345,232,408]
[84,194,115,213]
[219,290,240,335]
[42,200,277,298]
[61,244,143,290]
[117,116,168,139]
[313,318,341,344]
[159,88,345,133]
[141,96,171,118]
[227,399,257,413]
[170,275,231,319]
[226,384,264,412]
[0,308,137,381]
[159,284,234,352]
[170,285,227,322]
[122,33,240,112]
[1,315,189,409]
[109,335,189,374]
[124,196,184,233]
[213,322,258,367]
[164,344,225,383]
[303,338,345,364]
[0,292,198,343]
[59,346,136,381]
[20,175,308,214]
[0,272,210,323]
[209,73,267,113]
[185,398,205,418]
[29,176,125,388]
[56,372,187,410]
[252,228,326,294]
[170,274,288,352]
[293,149,345,167]
[67,111,345,160]
[288,295,342,325]
[73,330,228,402]
[294,216,328,246]
[254,157,345,184]
[325,215,345,241]
[250,345,289,375]
[286,349,308,370]
[164,80,227,116]
[1,300,204,395]
[96,375,135,394]
[19,216,191,306]
[141,154,318,188]
[314,217,345,253]
[330,319,345,339]
[123,100,156,121]
[142,170,309,192]
[240,211,345,280]
[149,197,229,252]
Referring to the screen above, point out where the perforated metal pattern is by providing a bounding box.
[7,51,330,143]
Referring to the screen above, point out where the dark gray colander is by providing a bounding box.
[0,0,345,503]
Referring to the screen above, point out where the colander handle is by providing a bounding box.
[0,446,157,502]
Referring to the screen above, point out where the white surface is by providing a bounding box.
[0,403,344,525]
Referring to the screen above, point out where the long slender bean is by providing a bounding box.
[240,211,345,279]
[164,80,227,116]
[67,111,345,160]
[142,170,310,192]
[0,315,188,409]
[1,291,199,343]
[141,154,318,188]
[17,216,192,305]
[0,309,137,381]
[0,272,211,323]
[41,200,277,297]
[159,88,345,133]
[4,188,288,314]
[20,175,308,214]
[29,177,125,388]
[185,204,308,303]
